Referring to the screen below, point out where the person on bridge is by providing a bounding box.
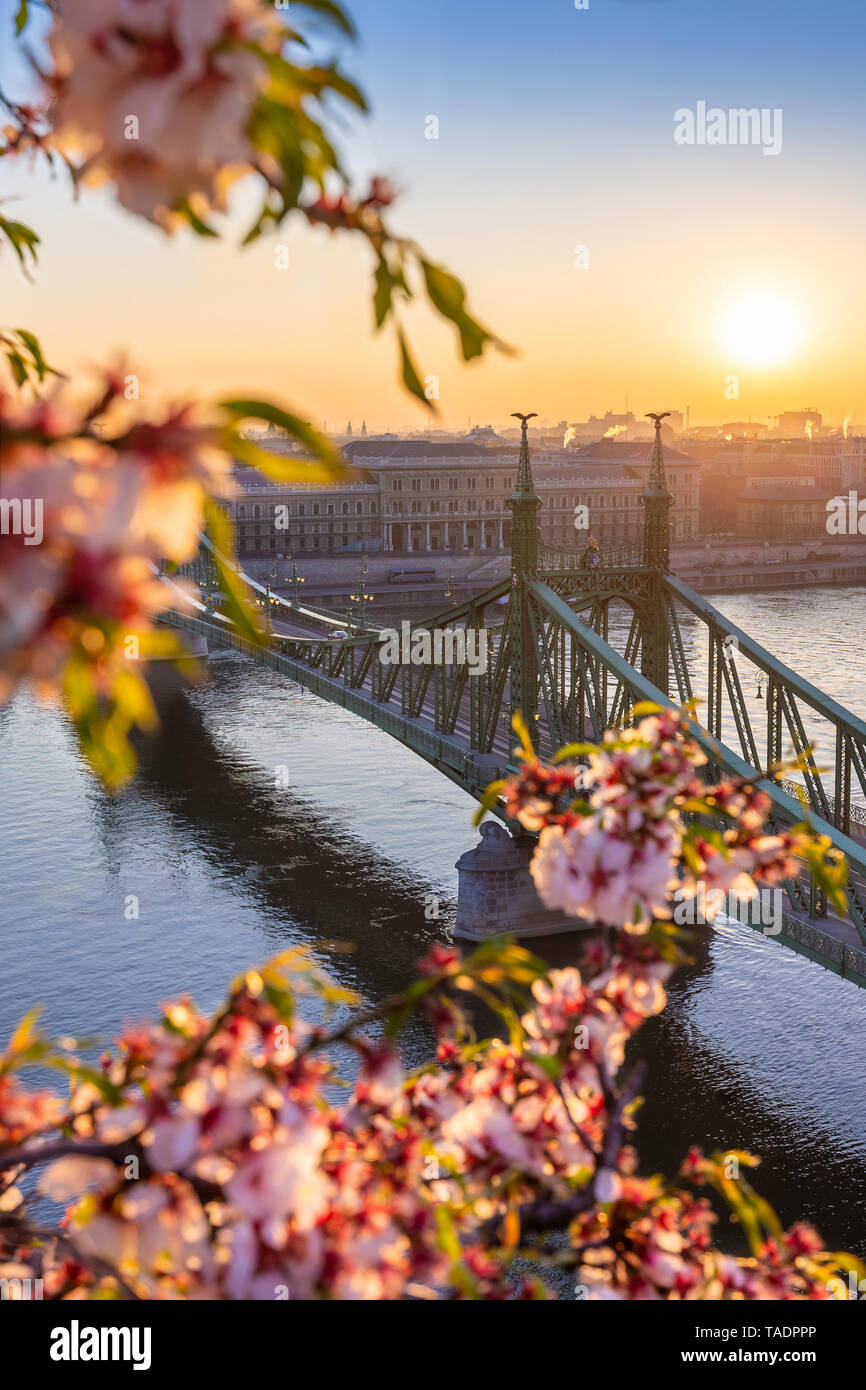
[579,537,601,571]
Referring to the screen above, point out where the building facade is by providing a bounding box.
[735,483,839,540]
[231,436,701,557]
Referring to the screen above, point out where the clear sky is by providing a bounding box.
[2,0,864,433]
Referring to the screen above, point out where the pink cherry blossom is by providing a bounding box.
[49,0,279,226]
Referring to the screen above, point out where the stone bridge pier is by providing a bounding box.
[454,822,591,940]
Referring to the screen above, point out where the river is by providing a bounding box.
[2,584,865,1252]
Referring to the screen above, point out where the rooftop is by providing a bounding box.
[737,485,839,502]
[342,440,513,463]
[571,440,698,464]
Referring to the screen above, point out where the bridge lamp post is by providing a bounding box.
[285,550,305,607]
[260,586,273,632]
[349,552,373,631]
[348,587,373,632]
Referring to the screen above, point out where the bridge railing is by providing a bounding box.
[777,778,866,831]
[663,574,866,843]
[539,539,644,571]
[160,608,509,800]
[526,574,866,945]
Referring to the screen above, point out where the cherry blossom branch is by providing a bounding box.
[0,1215,142,1301]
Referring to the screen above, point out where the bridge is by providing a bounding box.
[161,413,866,987]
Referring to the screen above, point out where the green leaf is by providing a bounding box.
[246,95,306,215]
[473,779,506,827]
[228,433,343,486]
[553,742,596,763]
[288,0,355,35]
[8,1007,42,1058]
[203,496,264,646]
[284,64,367,111]
[173,198,219,237]
[630,700,664,719]
[532,1052,562,1082]
[434,1206,462,1262]
[5,348,27,387]
[372,255,408,330]
[46,1058,123,1106]
[112,666,158,733]
[420,258,507,362]
[397,329,431,408]
[12,327,60,382]
[14,0,28,35]
[0,214,40,272]
[219,399,346,477]
[511,711,535,761]
[59,652,145,791]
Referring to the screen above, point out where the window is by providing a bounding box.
[371,503,377,514]
[313,504,320,517]
[431,501,440,514]
[342,503,349,515]
[238,505,247,519]
[430,478,440,491]
[254,504,261,518]
[356,502,363,515]
[411,478,421,492]
[327,503,334,516]
[298,504,305,517]
[448,477,458,491]
[467,477,476,491]
[392,478,402,491]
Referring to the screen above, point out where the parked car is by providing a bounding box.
[388,568,437,584]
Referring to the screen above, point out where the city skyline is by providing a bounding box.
[314,401,864,440]
[1,0,864,429]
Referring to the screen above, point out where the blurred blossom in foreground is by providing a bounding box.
[0,375,232,780]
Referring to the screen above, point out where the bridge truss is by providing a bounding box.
[163,416,866,986]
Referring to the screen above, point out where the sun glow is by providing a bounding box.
[719,294,805,368]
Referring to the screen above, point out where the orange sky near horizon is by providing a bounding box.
[6,168,862,437]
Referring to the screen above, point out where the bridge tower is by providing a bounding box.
[508,412,542,745]
[640,412,673,695]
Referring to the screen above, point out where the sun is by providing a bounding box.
[719,294,805,368]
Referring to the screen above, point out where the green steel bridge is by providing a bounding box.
[163,412,866,987]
